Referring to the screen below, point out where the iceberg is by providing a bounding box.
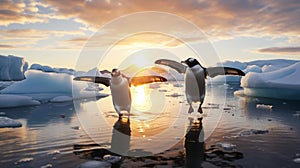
[0,55,28,81]
[210,59,299,85]
[240,62,300,100]
[0,70,108,102]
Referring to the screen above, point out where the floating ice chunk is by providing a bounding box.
[293,113,300,117]
[0,117,22,128]
[239,129,269,136]
[15,157,34,165]
[41,164,53,168]
[78,161,111,168]
[50,96,72,103]
[0,94,40,108]
[216,142,236,151]
[103,155,122,164]
[47,150,60,155]
[293,158,300,163]
[256,104,273,110]
[166,93,183,97]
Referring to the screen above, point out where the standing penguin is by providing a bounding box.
[155,58,245,113]
[74,68,167,117]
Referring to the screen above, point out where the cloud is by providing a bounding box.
[66,37,89,42]
[0,0,47,26]
[0,29,85,50]
[42,0,300,41]
[0,44,15,48]
[257,46,300,54]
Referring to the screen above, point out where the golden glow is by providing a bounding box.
[131,85,152,112]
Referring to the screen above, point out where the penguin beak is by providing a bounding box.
[181,61,186,64]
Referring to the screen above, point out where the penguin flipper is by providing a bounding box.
[155,59,187,73]
[130,76,167,86]
[73,76,111,87]
[205,67,245,78]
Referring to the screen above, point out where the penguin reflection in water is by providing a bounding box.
[110,117,131,156]
[185,117,205,168]
[74,69,167,117]
[155,58,245,113]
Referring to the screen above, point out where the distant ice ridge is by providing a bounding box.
[30,63,75,75]
[0,55,28,81]
[0,70,108,107]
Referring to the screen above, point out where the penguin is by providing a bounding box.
[74,68,167,117]
[155,58,245,113]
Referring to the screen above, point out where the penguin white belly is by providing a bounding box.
[110,78,131,113]
[185,67,205,104]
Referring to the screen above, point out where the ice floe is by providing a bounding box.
[216,142,236,152]
[40,164,53,168]
[0,94,40,108]
[14,157,34,165]
[256,104,273,110]
[0,117,22,128]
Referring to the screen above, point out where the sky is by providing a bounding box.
[0,0,299,70]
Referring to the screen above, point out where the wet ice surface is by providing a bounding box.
[0,83,300,167]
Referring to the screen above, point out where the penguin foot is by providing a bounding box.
[188,105,194,113]
[198,106,203,114]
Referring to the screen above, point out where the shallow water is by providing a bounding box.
[0,83,300,167]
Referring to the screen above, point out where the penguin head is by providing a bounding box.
[181,58,203,68]
[111,69,121,77]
